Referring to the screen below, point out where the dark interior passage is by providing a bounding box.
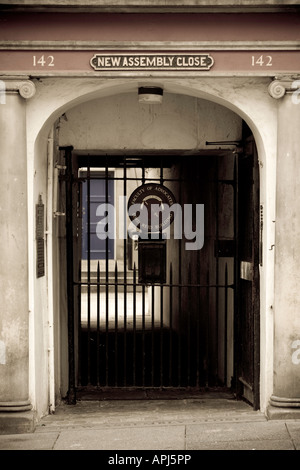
[72,153,237,392]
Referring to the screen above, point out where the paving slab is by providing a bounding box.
[186,439,295,450]
[0,431,59,450]
[185,421,292,450]
[53,425,186,450]
[286,421,300,450]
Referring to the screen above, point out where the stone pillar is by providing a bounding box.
[268,78,300,418]
[0,78,36,433]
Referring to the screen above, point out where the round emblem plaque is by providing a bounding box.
[128,183,176,233]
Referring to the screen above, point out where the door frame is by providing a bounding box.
[62,146,260,406]
[235,134,260,410]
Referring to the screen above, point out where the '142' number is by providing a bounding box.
[33,55,55,67]
[251,55,272,67]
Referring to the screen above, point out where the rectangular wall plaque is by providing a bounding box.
[90,53,214,71]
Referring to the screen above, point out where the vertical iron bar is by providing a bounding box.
[151,285,155,387]
[177,249,182,387]
[87,158,91,385]
[133,263,137,386]
[196,251,201,388]
[78,258,82,387]
[142,160,145,185]
[78,171,83,388]
[105,158,109,386]
[64,146,76,404]
[187,264,191,387]
[142,156,146,387]
[160,157,164,185]
[160,282,164,387]
[142,284,146,387]
[123,158,127,386]
[205,269,210,388]
[178,161,183,387]
[224,262,228,386]
[115,261,118,387]
[96,261,100,386]
[160,157,164,387]
[215,157,219,385]
[169,263,173,386]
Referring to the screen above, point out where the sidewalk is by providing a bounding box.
[0,395,299,451]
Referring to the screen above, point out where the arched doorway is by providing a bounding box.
[54,90,260,409]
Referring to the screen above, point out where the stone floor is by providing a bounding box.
[0,393,299,451]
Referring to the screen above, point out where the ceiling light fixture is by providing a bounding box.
[138,87,164,104]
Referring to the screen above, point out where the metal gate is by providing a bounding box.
[63,149,238,400]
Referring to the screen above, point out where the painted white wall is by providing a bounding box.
[26,76,277,416]
[28,126,51,418]
[57,92,241,150]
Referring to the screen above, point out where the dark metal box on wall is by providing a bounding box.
[138,240,166,284]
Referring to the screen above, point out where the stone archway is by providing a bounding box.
[28,76,275,417]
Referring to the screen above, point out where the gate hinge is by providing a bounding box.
[55,164,67,171]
